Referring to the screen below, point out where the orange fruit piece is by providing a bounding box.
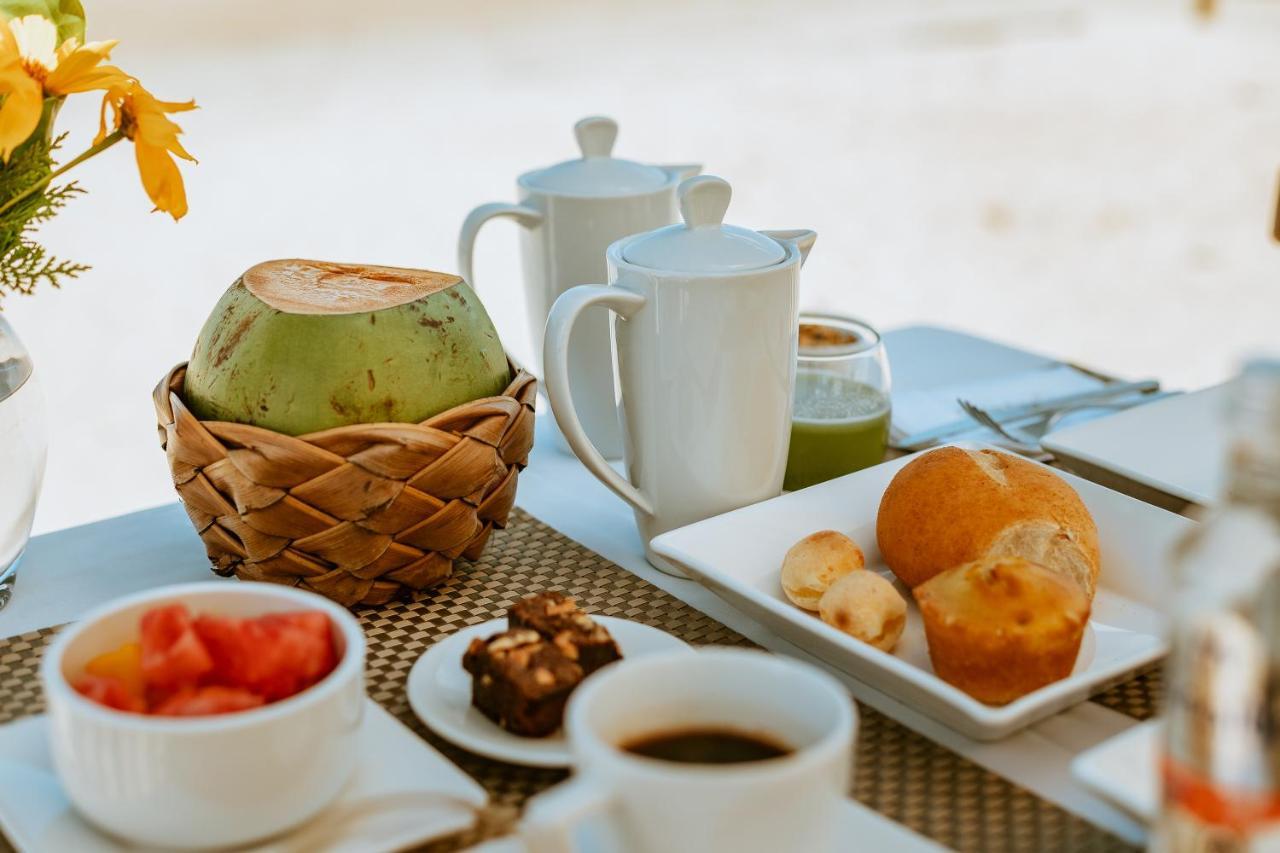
[84,642,145,699]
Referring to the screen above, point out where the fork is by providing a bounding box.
[956,396,1171,458]
[956,399,1046,457]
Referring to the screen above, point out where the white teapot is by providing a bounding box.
[544,176,815,575]
[458,117,698,458]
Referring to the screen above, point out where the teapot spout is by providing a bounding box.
[761,229,817,266]
[659,163,702,183]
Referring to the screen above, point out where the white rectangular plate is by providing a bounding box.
[651,443,1194,740]
[1042,384,1228,507]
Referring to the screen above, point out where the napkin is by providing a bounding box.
[0,701,486,853]
[891,364,1108,446]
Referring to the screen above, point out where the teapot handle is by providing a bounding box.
[544,285,653,516]
[457,202,543,288]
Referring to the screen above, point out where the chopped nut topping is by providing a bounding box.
[488,629,541,653]
[553,633,580,659]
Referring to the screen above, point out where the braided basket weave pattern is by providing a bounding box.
[153,361,536,607]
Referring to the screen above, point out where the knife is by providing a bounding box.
[893,378,1162,451]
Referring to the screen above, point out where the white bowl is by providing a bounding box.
[39,581,366,850]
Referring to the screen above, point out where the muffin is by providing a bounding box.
[780,530,865,611]
[914,556,1090,705]
[876,447,1100,598]
[818,571,906,652]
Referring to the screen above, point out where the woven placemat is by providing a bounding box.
[0,508,1150,852]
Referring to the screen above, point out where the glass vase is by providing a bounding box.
[0,315,46,609]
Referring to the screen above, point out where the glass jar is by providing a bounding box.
[783,314,891,491]
[1156,359,1280,851]
[0,315,46,609]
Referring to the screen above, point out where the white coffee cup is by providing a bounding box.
[520,648,855,853]
[458,116,699,458]
[544,176,814,575]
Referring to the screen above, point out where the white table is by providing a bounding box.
[0,326,1149,847]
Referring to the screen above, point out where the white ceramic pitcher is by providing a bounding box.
[458,116,699,458]
[544,176,814,575]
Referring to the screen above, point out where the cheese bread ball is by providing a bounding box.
[780,530,865,611]
[818,571,907,653]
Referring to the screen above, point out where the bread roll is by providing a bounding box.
[914,556,1090,705]
[780,530,865,611]
[876,447,1099,597]
[818,571,906,652]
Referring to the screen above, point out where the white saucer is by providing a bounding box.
[1071,719,1160,824]
[0,700,487,853]
[471,798,946,853]
[407,616,689,768]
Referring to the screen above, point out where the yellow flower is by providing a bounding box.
[97,79,196,220]
[0,14,126,159]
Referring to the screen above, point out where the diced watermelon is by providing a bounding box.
[152,686,265,716]
[192,613,252,687]
[261,611,333,650]
[76,606,339,716]
[140,604,213,689]
[194,610,338,701]
[74,674,146,713]
[260,611,337,686]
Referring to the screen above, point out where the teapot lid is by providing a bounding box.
[522,117,670,196]
[621,176,787,273]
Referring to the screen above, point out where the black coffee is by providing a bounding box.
[621,728,792,765]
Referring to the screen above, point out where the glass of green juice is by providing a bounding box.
[783,315,892,491]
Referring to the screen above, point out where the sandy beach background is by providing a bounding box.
[5,0,1278,534]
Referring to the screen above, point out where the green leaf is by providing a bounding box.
[0,131,89,305]
[0,0,85,44]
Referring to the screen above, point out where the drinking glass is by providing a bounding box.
[783,314,891,491]
[0,315,46,610]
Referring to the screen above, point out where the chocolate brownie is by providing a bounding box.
[508,592,622,675]
[461,629,583,737]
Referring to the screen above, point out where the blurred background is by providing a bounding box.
[4,0,1278,534]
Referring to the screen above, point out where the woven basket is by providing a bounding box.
[153,361,536,607]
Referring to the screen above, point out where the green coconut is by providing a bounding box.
[183,259,512,435]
